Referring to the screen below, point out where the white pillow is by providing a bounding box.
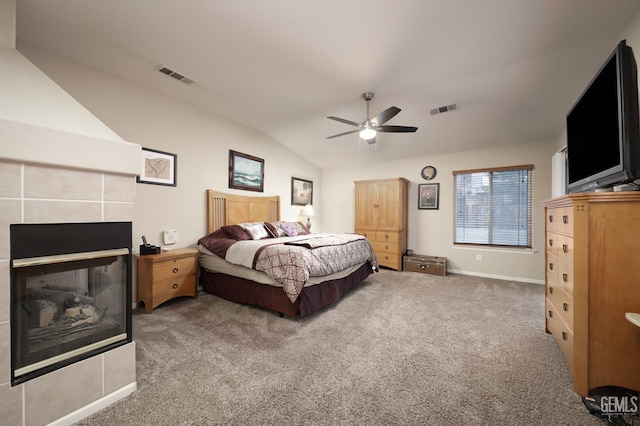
[245,223,269,240]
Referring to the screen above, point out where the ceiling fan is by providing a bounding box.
[326,92,418,144]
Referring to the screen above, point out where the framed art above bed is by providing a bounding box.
[229,150,264,192]
[291,177,313,206]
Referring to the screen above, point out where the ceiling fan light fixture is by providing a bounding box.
[359,128,376,140]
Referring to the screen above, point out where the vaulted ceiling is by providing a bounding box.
[15,0,640,169]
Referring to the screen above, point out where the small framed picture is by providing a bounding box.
[291,177,313,206]
[229,150,264,192]
[137,147,177,186]
[418,183,439,210]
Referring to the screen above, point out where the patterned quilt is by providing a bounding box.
[225,234,378,302]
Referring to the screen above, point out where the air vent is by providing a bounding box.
[156,66,195,85]
[430,103,458,116]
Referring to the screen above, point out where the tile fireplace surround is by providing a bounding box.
[0,119,140,425]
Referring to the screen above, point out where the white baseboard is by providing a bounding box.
[48,382,137,426]
[447,269,544,285]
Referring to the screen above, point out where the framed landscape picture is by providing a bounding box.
[291,177,313,205]
[418,183,439,210]
[229,150,264,192]
[137,147,177,186]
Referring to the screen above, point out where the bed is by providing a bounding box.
[197,190,378,317]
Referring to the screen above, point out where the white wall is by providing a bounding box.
[17,44,322,250]
[321,140,556,283]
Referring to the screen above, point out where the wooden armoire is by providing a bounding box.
[354,178,408,271]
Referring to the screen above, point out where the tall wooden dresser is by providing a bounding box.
[543,192,640,396]
[355,178,408,271]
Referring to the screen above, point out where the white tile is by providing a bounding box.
[0,382,23,426]
[0,322,9,385]
[104,342,136,395]
[0,200,22,260]
[25,355,102,426]
[104,174,136,202]
[24,165,102,201]
[24,200,102,223]
[104,202,135,222]
[0,161,22,198]
[0,260,8,323]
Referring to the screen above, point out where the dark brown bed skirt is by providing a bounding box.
[199,262,374,318]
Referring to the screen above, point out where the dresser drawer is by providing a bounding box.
[377,253,400,270]
[546,298,574,374]
[556,262,573,295]
[154,256,197,281]
[375,231,399,244]
[547,286,573,330]
[556,207,573,236]
[546,232,559,258]
[372,241,398,255]
[556,234,573,266]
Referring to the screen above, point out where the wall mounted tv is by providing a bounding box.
[566,39,640,193]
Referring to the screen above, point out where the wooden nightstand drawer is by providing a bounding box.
[154,256,196,281]
[153,274,197,307]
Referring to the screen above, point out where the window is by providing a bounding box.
[453,165,533,248]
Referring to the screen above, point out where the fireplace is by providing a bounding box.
[10,222,132,385]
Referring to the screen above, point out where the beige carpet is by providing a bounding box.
[77,269,603,425]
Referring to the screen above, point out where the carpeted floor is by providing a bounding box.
[76,269,604,425]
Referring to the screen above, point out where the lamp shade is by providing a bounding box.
[302,204,315,217]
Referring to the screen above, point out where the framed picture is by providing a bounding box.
[291,177,313,206]
[137,147,177,186]
[418,183,439,210]
[229,150,264,192]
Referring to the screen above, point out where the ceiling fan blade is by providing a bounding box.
[375,125,418,133]
[370,106,401,126]
[326,129,360,139]
[327,116,360,127]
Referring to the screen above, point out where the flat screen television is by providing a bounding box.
[566,39,640,193]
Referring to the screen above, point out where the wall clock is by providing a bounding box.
[421,166,437,181]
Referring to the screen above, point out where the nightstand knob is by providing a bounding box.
[172,283,178,289]
[173,267,179,273]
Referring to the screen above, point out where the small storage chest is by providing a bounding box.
[403,254,447,276]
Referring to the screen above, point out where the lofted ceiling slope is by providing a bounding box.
[15,0,640,169]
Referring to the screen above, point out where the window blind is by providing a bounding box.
[454,165,533,248]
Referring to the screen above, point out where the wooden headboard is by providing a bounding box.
[206,190,280,233]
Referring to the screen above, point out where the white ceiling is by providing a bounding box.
[15,0,640,169]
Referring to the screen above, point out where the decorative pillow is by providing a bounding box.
[264,222,279,238]
[280,222,298,237]
[221,225,251,241]
[267,222,287,237]
[295,221,311,235]
[245,223,269,240]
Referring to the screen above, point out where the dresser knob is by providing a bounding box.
[549,286,554,294]
[562,244,568,253]
[563,302,568,311]
[562,331,567,341]
[548,239,553,246]
[562,215,568,224]
[549,263,553,270]
[562,273,568,282]
[173,267,179,273]
[549,215,553,223]
[172,283,178,289]
[548,310,553,318]
[385,245,389,249]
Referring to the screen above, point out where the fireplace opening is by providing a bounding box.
[10,222,132,385]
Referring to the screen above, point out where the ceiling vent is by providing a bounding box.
[430,103,458,116]
[157,66,195,85]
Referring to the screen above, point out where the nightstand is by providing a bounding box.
[135,248,198,313]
